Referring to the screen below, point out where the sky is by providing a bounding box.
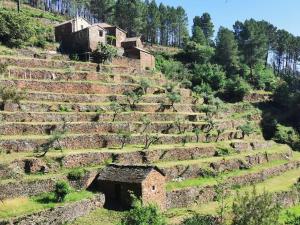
[156,0,300,37]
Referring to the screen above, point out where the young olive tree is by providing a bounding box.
[117,130,132,149]
[110,101,124,122]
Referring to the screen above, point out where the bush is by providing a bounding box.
[54,180,70,202]
[192,63,226,91]
[91,43,118,64]
[251,64,279,91]
[120,197,166,225]
[182,214,219,225]
[238,122,255,139]
[223,76,251,102]
[284,212,300,225]
[67,168,86,181]
[0,9,53,48]
[232,188,281,225]
[273,124,299,147]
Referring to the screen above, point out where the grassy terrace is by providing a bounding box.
[0,190,94,219]
[166,168,300,223]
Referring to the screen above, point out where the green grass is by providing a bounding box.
[70,208,125,225]
[0,190,94,219]
[280,204,300,223]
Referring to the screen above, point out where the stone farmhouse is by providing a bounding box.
[55,17,155,70]
[95,164,166,210]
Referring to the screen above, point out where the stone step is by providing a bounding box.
[0,111,206,123]
[0,130,243,153]
[0,119,241,136]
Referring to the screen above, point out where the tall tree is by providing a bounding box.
[145,0,160,44]
[199,12,214,44]
[215,27,240,75]
[90,0,115,23]
[234,19,268,76]
[115,0,146,36]
[192,26,206,45]
[176,6,188,47]
[158,3,168,45]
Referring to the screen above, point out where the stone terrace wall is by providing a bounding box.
[166,161,300,209]
[0,194,105,225]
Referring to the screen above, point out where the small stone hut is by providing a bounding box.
[96,164,166,210]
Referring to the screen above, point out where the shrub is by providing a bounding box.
[223,76,251,102]
[238,122,255,139]
[251,64,279,91]
[54,180,70,202]
[117,130,132,149]
[182,214,219,225]
[232,188,281,225]
[91,43,118,64]
[284,212,300,225]
[110,101,124,122]
[120,197,166,225]
[0,63,8,75]
[166,91,181,112]
[273,124,299,147]
[192,63,226,91]
[67,168,86,181]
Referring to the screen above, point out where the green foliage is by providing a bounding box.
[183,41,214,64]
[0,9,53,48]
[0,86,26,109]
[120,197,166,225]
[223,76,251,102]
[67,168,86,181]
[54,180,71,203]
[91,43,118,64]
[182,214,217,225]
[238,122,255,139]
[140,115,151,134]
[284,212,300,225]
[124,89,144,110]
[215,26,240,75]
[193,127,201,143]
[139,78,151,95]
[251,64,279,91]
[0,63,8,75]
[232,188,281,225]
[143,134,160,150]
[192,63,226,91]
[166,91,181,112]
[273,124,299,148]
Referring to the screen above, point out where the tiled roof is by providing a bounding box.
[97,164,165,183]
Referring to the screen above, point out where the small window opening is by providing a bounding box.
[99,30,104,37]
[152,186,156,191]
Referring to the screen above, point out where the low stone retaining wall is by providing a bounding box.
[166,161,300,209]
[0,169,99,200]
[0,111,206,123]
[0,120,240,136]
[0,131,242,153]
[0,194,105,225]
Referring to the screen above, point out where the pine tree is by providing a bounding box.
[199,13,214,44]
[90,0,115,23]
[215,27,240,75]
[145,0,160,44]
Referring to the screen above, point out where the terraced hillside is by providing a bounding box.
[0,55,299,224]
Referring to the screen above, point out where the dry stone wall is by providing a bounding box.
[0,194,105,225]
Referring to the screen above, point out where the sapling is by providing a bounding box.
[143,134,160,150]
[174,117,188,134]
[140,115,152,134]
[139,78,151,95]
[194,127,201,143]
[166,91,181,112]
[117,130,131,149]
[238,122,255,139]
[110,101,123,122]
[124,89,143,110]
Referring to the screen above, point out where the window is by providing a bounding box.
[152,186,156,191]
[81,25,84,30]
[99,30,103,37]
